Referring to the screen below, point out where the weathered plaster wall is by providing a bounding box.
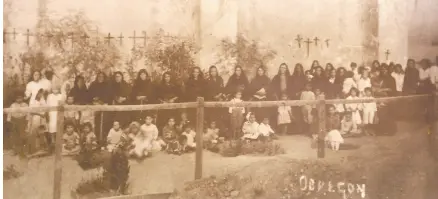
[238,0,365,77]
[4,0,437,79]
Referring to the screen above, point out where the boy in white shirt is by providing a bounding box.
[258,117,277,141]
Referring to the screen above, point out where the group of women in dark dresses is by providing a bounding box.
[61,58,434,141]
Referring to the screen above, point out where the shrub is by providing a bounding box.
[102,148,130,194]
[219,139,285,157]
[75,172,108,195]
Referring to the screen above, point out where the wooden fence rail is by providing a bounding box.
[2,94,432,199]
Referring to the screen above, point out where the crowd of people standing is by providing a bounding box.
[5,57,438,157]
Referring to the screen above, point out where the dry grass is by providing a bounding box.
[218,140,285,157]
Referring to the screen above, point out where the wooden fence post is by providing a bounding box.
[431,91,438,159]
[53,105,65,199]
[317,94,326,158]
[195,97,204,179]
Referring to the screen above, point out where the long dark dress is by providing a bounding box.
[373,75,397,135]
[156,83,182,130]
[248,75,271,122]
[311,75,329,94]
[205,76,227,132]
[69,78,90,105]
[290,75,307,99]
[225,75,249,100]
[111,80,131,128]
[270,74,292,100]
[88,78,112,145]
[185,77,205,101]
[131,78,153,121]
[325,77,341,99]
[403,67,419,95]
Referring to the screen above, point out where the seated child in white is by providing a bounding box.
[126,121,141,156]
[106,121,125,152]
[62,122,81,155]
[203,121,221,144]
[341,114,358,135]
[141,115,165,153]
[181,124,197,151]
[242,113,260,140]
[324,105,344,151]
[82,122,98,151]
[258,117,277,140]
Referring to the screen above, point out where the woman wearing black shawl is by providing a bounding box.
[111,71,132,128]
[156,72,182,129]
[225,66,249,100]
[311,66,328,94]
[335,67,347,91]
[373,65,397,135]
[290,63,306,99]
[270,63,292,100]
[69,75,90,105]
[185,67,206,123]
[205,66,226,130]
[403,59,419,95]
[310,60,321,75]
[248,66,271,122]
[325,69,341,99]
[131,69,153,121]
[185,67,205,102]
[88,72,112,144]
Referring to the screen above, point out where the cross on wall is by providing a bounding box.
[295,34,303,48]
[3,28,18,43]
[385,49,391,60]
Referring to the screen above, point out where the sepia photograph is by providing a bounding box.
[2,0,438,198]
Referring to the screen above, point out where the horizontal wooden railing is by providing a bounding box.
[2,94,433,199]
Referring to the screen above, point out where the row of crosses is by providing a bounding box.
[3,28,150,47]
[294,35,330,57]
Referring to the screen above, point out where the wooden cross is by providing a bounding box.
[313,37,320,46]
[67,32,75,47]
[304,38,313,57]
[3,28,18,43]
[44,32,54,46]
[118,33,124,45]
[128,31,138,46]
[25,29,33,46]
[325,39,330,48]
[295,34,303,48]
[385,49,391,60]
[104,33,114,46]
[80,33,89,42]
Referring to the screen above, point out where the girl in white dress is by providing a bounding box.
[242,113,260,140]
[362,87,377,135]
[277,93,293,135]
[345,87,362,125]
[25,71,46,104]
[140,115,165,155]
[46,87,65,151]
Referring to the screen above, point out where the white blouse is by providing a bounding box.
[25,81,46,104]
[391,73,405,92]
[357,78,371,93]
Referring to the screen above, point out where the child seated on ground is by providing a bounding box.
[242,113,260,141]
[258,117,277,141]
[106,121,125,152]
[203,121,223,152]
[141,115,166,152]
[125,121,141,155]
[176,111,190,135]
[81,122,98,151]
[162,118,182,155]
[341,113,358,135]
[181,124,197,152]
[62,122,81,156]
[324,105,344,151]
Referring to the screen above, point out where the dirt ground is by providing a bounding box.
[3,121,437,199]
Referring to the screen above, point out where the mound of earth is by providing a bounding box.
[169,127,438,199]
